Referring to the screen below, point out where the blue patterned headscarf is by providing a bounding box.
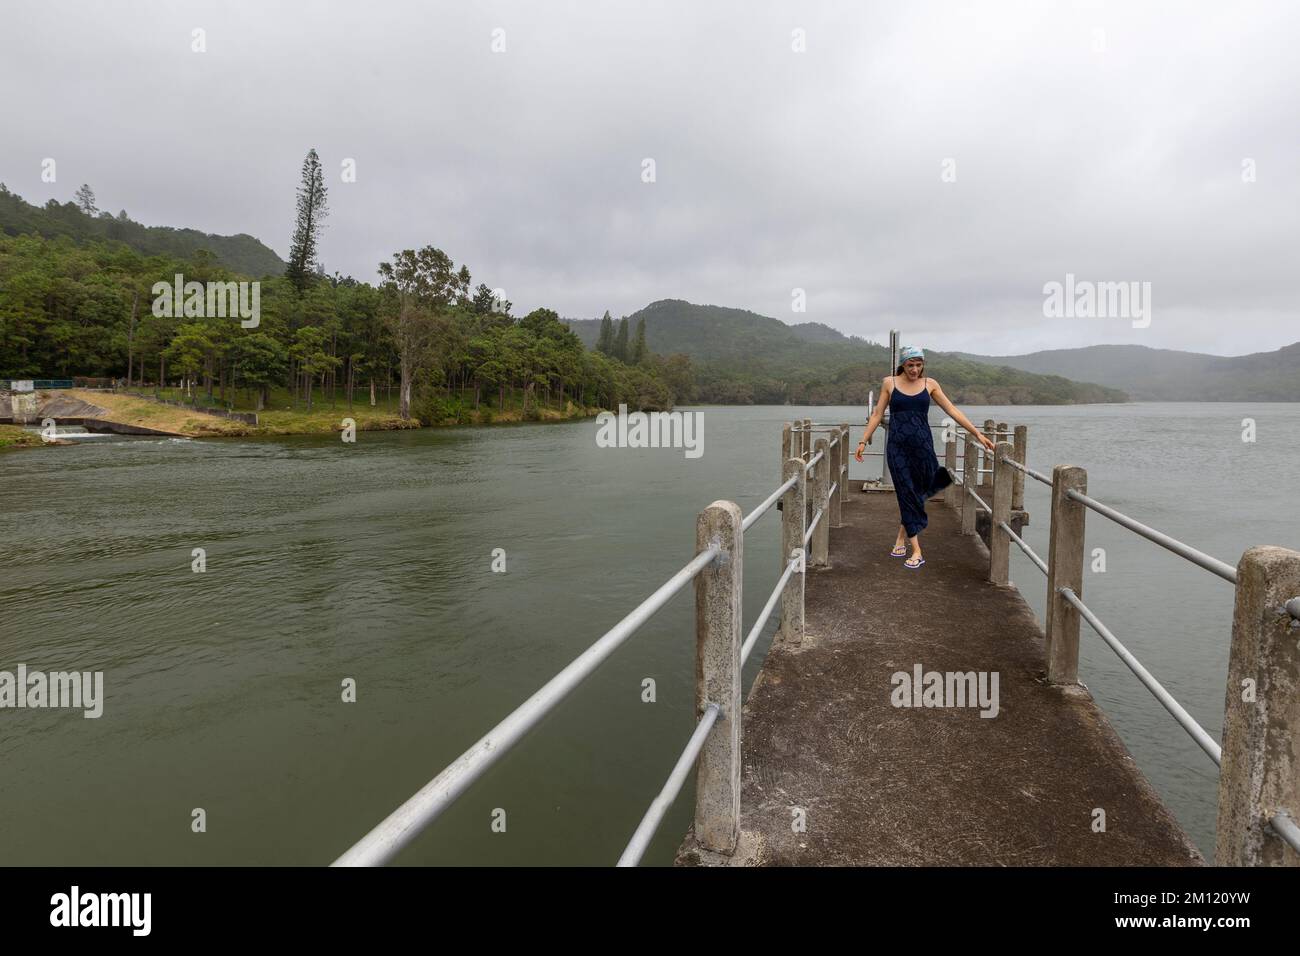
[898,346,925,363]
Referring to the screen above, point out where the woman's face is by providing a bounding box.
[902,359,924,379]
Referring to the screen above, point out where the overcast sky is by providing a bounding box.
[3,0,1297,356]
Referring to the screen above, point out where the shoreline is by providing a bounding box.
[4,389,603,443]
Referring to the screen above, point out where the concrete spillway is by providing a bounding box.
[1,390,183,436]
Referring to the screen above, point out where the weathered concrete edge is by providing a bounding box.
[675,543,1206,868]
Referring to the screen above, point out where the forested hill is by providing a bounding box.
[567,300,872,362]
[568,300,1129,405]
[0,184,286,277]
[951,343,1300,401]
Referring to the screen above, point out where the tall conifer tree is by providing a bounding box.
[613,316,629,362]
[596,310,614,354]
[286,149,328,293]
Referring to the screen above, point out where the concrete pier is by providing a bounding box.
[677,487,1204,866]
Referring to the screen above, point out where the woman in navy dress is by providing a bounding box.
[853,347,995,569]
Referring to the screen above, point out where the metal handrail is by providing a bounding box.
[991,442,1299,858]
[965,485,991,514]
[333,542,722,866]
[999,454,1052,486]
[804,450,825,474]
[621,475,811,866]
[743,556,801,666]
[1058,587,1222,765]
[804,508,824,546]
[1064,488,1237,584]
[1269,811,1300,855]
[999,520,1047,576]
[743,475,798,533]
[617,703,721,867]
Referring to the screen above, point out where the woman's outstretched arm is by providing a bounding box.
[855,376,893,461]
[929,380,995,450]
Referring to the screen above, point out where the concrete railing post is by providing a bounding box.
[1012,424,1028,513]
[837,426,847,528]
[811,436,830,567]
[843,424,851,499]
[778,458,807,645]
[960,434,978,535]
[989,440,1014,586]
[1045,465,1087,684]
[980,419,995,486]
[943,430,958,508]
[782,421,792,469]
[693,500,743,854]
[830,429,844,528]
[801,418,812,459]
[1215,546,1300,866]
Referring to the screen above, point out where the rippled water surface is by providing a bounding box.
[1,403,1295,864]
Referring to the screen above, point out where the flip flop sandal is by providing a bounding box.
[890,545,907,557]
[904,556,926,569]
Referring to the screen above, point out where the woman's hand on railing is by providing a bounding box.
[976,433,995,452]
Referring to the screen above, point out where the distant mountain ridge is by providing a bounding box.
[566,300,1128,405]
[952,343,1300,401]
[0,184,286,277]
[565,299,876,362]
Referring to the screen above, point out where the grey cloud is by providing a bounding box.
[2,0,1296,355]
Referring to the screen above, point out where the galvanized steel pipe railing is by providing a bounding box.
[617,703,721,867]
[1268,810,1300,855]
[963,484,991,514]
[999,520,1048,576]
[741,554,801,667]
[333,542,723,867]
[743,474,799,533]
[623,455,815,866]
[1057,586,1223,766]
[998,454,1052,487]
[1064,487,1237,584]
[804,449,825,474]
[804,508,825,547]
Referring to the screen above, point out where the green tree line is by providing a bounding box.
[0,174,693,422]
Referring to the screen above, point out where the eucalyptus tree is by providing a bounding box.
[377,246,470,419]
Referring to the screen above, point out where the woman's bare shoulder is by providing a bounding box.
[926,377,942,393]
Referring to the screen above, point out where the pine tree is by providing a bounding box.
[74,184,98,216]
[613,317,629,363]
[631,317,648,365]
[595,311,614,354]
[286,149,329,293]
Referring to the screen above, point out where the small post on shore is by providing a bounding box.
[981,419,995,486]
[811,436,830,567]
[1045,465,1087,684]
[1012,424,1028,512]
[961,433,978,535]
[778,457,807,645]
[692,500,743,854]
[944,429,958,508]
[1215,546,1300,866]
[989,440,1014,586]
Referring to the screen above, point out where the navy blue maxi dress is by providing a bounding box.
[886,380,942,538]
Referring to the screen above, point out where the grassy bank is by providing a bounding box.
[0,424,47,449]
[70,388,598,438]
